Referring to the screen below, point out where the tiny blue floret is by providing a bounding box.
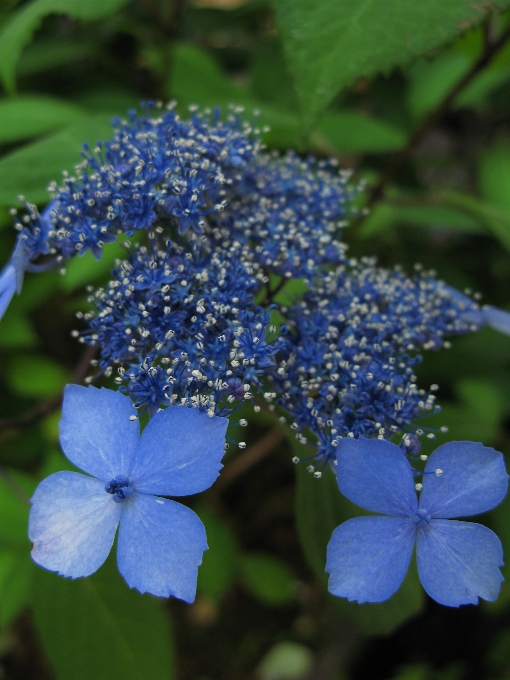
[326,437,509,607]
[29,384,228,601]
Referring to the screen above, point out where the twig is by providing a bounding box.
[0,345,97,434]
[214,426,285,491]
[367,23,510,209]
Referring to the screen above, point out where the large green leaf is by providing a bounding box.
[294,449,423,634]
[33,555,174,680]
[0,96,86,144]
[274,0,510,126]
[0,0,131,92]
[0,114,114,206]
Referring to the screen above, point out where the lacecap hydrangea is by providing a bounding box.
[2,103,510,605]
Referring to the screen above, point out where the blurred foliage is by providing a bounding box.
[1,0,510,678]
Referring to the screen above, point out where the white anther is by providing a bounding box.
[435,468,443,477]
[415,483,422,491]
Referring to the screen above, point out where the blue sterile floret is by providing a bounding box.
[326,436,509,606]
[29,384,228,601]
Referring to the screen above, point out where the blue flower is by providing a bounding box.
[325,437,508,606]
[0,237,29,320]
[29,384,228,601]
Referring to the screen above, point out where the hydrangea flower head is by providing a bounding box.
[29,384,228,601]
[326,437,508,606]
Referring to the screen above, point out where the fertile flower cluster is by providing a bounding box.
[79,239,284,417]
[272,259,486,468]
[3,104,510,606]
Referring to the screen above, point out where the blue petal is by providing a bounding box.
[129,406,228,496]
[420,441,508,518]
[335,437,418,516]
[0,263,17,320]
[12,237,28,294]
[29,471,121,578]
[326,516,416,603]
[482,306,510,335]
[417,519,504,606]
[116,493,207,601]
[60,385,140,481]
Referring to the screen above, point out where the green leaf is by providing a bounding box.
[359,202,482,238]
[274,0,510,126]
[408,53,469,120]
[62,240,130,292]
[408,51,510,119]
[479,143,510,214]
[438,189,510,252]
[32,554,174,680]
[0,114,114,206]
[0,96,86,145]
[17,39,93,78]
[0,470,32,545]
[0,550,34,628]
[315,110,405,154]
[419,378,504,444]
[250,39,300,113]
[294,448,423,634]
[195,505,238,601]
[7,354,68,398]
[240,553,296,605]
[0,0,131,93]
[0,311,38,348]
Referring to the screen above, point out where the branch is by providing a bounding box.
[0,345,97,435]
[367,24,510,209]
[213,426,285,491]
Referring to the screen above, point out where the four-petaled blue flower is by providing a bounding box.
[326,437,509,607]
[29,384,228,601]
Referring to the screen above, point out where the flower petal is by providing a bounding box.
[326,516,416,603]
[420,441,508,518]
[335,437,418,516]
[59,385,140,480]
[417,519,504,606]
[0,263,17,320]
[29,471,121,578]
[482,306,510,336]
[129,406,228,496]
[116,494,207,601]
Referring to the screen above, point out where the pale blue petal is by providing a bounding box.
[420,441,508,518]
[29,471,121,578]
[129,406,228,496]
[483,306,510,335]
[60,385,140,481]
[0,263,17,320]
[116,493,207,601]
[326,516,416,603]
[335,437,418,516]
[12,238,28,294]
[417,519,504,606]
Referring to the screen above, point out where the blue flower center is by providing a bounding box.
[105,475,133,503]
[411,508,431,528]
